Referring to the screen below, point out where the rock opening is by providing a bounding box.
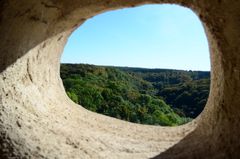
[0,0,240,158]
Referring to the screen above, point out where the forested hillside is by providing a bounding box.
[118,67,210,118]
[60,64,210,126]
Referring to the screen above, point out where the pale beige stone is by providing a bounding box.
[0,0,240,158]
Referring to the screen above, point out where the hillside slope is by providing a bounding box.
[61,64,210,126]
[118,67,210,118]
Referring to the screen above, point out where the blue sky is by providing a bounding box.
[61,4,210,71]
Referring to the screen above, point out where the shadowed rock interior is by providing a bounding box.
[0,0,240,158]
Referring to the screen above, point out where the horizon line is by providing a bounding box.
[61,62,211,72]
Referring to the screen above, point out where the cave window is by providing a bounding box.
[60,4,210,126]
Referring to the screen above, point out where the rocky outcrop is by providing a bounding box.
[0,0,240,158]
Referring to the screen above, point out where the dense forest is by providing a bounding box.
[60,64,210,126]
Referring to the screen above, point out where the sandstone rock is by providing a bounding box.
[0,0,240,158]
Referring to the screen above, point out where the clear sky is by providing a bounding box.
[61,4,210,71]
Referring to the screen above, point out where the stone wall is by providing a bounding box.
[0,0,240,158]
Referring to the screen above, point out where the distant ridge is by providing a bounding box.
[61,63,210,72]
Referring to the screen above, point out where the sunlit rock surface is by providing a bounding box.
[0,0,240,158]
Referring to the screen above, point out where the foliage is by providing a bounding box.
[61,64,210,126]
[119,67,210,118]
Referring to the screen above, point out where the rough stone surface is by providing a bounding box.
[0,0,240,158]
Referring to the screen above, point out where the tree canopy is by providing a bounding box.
[61,64,210,126]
